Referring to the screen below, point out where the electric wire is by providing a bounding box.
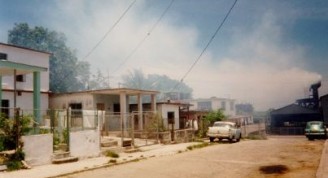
[55,0,137,90]
[111,0,175,75]
[170,0,238,92]
[82,0,137,61]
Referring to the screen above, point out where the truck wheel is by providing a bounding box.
[209,137,214,142]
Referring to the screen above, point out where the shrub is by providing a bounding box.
[106,151,119,158]
[108,159,117,163]
[6,160,23,171]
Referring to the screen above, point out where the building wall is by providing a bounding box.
[50,93,122,112]
[321,95,328,125]
[70,130,100,159]
[2,91,48,110]
[0,44,50,91]
[49,93,94,110]
[22,134,53,166]
[158,104,179,129]
[92,94,119,112]
[186,97,236,117]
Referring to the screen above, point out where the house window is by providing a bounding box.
[0,53,7,60]
[221,101,226,111]
[198,101,212,111]
[69,103,82,118]
[16,75,25,82]
[113,103,120,114]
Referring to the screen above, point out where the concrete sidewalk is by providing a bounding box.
[0,142,200,178]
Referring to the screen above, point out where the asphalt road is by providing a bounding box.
[62,136,324,178]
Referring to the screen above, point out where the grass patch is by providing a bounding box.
[108,159,117,164]
[187,142,209,150]
[105,151,119,158]
[245,134,267,140]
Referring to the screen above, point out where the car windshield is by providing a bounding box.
[213,123,232,128]
[307,122,323,129]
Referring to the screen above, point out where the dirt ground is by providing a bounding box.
[61,136,325,178]
[246,136,324,178]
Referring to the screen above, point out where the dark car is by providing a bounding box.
[305,121,327,140]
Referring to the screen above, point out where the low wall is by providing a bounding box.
[22,134,53,166]
[70,129,100,159]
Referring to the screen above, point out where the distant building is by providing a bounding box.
[184,97,236,117]
[269,82,323,135]
[321,94,328,125]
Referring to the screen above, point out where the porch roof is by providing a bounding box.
[90,88,159,95]
[0,60,48,76]
[53,88,160,96]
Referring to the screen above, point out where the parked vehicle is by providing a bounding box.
[305,121,327,140]
[207,121,241,142]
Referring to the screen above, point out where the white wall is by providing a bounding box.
[2,91,48,110]
[158,104,179,130]
[70,130,100,159]
[92,94,119,112]
[22,134,53,166]
[50,93,94,109]
[0,44,50,91]
[185,98,236,117]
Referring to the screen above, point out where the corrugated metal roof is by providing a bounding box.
[271,104,319,115]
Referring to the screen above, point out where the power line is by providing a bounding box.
[111,0,175,75]
[55,0,137,90]
[170,0,238,92]
[81,0,137,61]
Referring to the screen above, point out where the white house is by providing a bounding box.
[0,43,50,121]
[185,97,236,117]
[49,88,159,131]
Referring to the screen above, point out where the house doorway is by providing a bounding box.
[168,112,175,141]
[1,100,9,117]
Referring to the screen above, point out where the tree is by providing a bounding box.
[121,69,193,100]
[88,69,110,90]
[204,109,226,125]
[7,23,90,93]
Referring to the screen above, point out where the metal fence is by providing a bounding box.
[268,127,304,135]
[0,107,100,152]
[100,111,195,147]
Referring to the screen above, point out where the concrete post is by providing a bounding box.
[120,92,127,146]
[33,71,41,124]
[137,94,143,130]
[150,94,157,113]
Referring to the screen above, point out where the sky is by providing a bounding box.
[0,0,327,111]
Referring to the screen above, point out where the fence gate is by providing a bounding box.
[50,109,70,152]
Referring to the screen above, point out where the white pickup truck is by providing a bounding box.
[207,121,242,142]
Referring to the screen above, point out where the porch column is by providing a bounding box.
[0,76,2,108]
[33,71,41,124]
[150,94,157,113]
[137,94,143,130]
[120,92,127,145]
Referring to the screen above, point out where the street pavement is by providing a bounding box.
[0,142,200,178]
[1,138,328,178]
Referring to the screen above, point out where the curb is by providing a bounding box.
[316,140,328,178]
[46,157,148,178]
